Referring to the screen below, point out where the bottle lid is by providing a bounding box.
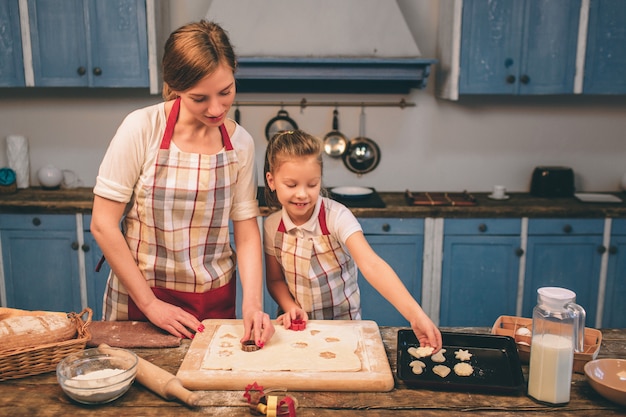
[537,287,576,308]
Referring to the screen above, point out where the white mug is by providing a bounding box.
[492,185,506,199]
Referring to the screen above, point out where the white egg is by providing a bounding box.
[516,327,532,336]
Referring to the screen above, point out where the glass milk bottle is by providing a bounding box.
[527,287,586,405]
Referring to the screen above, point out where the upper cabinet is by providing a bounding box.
[437,0,582,99]
[27,0,148,87]
[583,0,626,94]
[0,0,25,87]
[4,0,167,93]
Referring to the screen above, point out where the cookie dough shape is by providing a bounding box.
[407,346,434,359]
[431,348,447,363]
[432,364,451,378]
[454,349,473,361]
[409,360,426,375]
[454,362,474,377]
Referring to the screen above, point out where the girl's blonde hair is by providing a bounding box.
[161,20,237,100]
[264,130,324,209]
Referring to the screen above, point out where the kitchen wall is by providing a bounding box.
[1,0,625,193]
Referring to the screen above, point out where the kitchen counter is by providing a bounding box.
[1,326,624,416]
[1,187,626,218]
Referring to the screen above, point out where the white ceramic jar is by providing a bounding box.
[37,165,63,189]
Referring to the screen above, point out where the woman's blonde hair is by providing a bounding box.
[161,20,237,100]
[264,130,325,210]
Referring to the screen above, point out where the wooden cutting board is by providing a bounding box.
[177,319,394,392]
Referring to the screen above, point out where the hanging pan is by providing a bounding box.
[265,108,298,141]
[343,107,381,175]
[323,108,348,158]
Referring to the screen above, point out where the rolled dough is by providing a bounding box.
[201,322,362,372]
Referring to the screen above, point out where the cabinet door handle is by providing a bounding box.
[609,245,618,255]
[32,217,42,226]
[520,74,530,84]
[515,248,524,257]
[77,66,86,76]
[597,245,606,254]
[562,224,572,233]
[93,67,102,76]
[505,75,516,84]
[71,241,79,251]
[382,223,391,232]
[478,223,487,233]
[82,244,91,252]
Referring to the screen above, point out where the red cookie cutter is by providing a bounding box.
[244,382,296,417]
[289,319,306,331]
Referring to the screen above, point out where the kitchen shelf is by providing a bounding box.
[235,57,436,94]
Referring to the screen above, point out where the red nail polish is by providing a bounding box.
[257,341,264,348]
[191,333,195,339]
[198,325,205,332]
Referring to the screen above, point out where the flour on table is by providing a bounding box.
[201,322,362,372]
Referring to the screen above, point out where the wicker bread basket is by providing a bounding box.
[0,308,92,381]
[491,315,602,374]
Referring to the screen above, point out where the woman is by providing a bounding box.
[91,20,274,347]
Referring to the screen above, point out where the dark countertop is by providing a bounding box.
[2,187,626,218]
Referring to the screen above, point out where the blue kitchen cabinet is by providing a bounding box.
[82,215,109,320]
[439,219,522,327]
[0,214,81,312]
[27,0,148,87]
[0,0,25,87]
[357,218,424,326]
[460,0,581,94]
[523,219,604,324]
[605,219,626,327]
[438,0,582,98]
[583,0,626,94]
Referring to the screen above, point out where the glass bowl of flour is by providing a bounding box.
[56,347,138,404]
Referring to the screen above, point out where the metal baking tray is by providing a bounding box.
[397,330,525,393]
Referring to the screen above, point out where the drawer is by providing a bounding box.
[0,213,77,230]
[359,218,423,235]
[527,218,604,235]
[444,218,521,235]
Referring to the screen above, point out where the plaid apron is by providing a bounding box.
[273,200,361,320]
[104,97,238,321]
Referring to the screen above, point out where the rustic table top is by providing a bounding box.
[1,187,626,218]
[1,327,624,416]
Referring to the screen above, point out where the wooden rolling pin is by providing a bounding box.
[99,344,203,406]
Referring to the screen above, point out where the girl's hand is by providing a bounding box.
[410,310,443,353]
[142,298,203,340]
[241,309,275,348]
[276,308,308,330]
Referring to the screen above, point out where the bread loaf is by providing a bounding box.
[0,313,77,350]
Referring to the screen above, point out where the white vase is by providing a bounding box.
[6,135,30,188]
[37,165,63,189]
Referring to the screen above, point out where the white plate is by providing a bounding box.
[575,193,623,203]
[330,186,373,197]
[488,194,510,200]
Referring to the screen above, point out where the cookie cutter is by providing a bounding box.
[244,382,297,417]
[289,319,306,331]
[242,340,260,352]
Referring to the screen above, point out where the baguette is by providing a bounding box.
[0,312,77,351]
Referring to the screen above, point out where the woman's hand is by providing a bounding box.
[276,308,308,330]
[241,309,275,348]
[142,298,204,340]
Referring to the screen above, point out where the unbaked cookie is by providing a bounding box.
[432,364,451,378]
[407,346,434,359]
[454,362,474,377]
[431,348,447,363]
[454,349,472,361]
[409,360,426,375]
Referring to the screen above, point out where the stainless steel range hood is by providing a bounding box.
[205,0,435,93]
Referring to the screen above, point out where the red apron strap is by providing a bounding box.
[318,201,330,235]
[220,123,234,151]
[160,97,181,149]
[278,218,287,233]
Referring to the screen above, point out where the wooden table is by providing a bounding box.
[1,327,624,416]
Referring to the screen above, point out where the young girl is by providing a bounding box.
[263,130,441,350]
[91,20,274,347]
